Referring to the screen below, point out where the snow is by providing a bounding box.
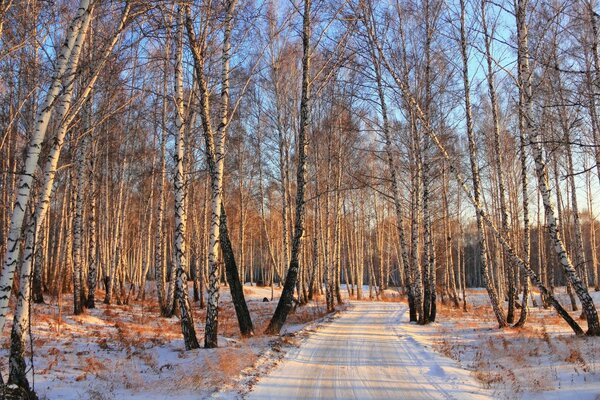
[4,285,600,399]
[0,284,329,399]
[428,288,600,399]
[247,302,491,399]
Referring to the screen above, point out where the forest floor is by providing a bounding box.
[2,286,600,399]
[0,284,339,399]
[431,288,600,399]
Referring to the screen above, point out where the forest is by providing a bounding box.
[1,0,600,398]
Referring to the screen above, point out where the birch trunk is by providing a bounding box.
[458,0,506,327]
[0,0,91,335]
[155,20,171,316]
[73,123,87,315]
[516,0,600,335]
[203,0,233,347]
[367,28,414,317]
[174,8,199,350]
[265,0,311,334]
[86,118,98,308]
[324,135,334,311]
[186,0,250,347]
[220,203,254,337]
[481,0,516,323]
[515,30,531,326]
[7,6,94,390]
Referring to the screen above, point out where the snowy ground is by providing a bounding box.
[245,287,600,400]
[3,285,600,399]
[247,301,491,399]
[429,288,600,399]
[0,284,332,399]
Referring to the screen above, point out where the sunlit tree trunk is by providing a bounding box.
[8,4,95,391]
[265,0,311,334]
[481,0,516,323]
[515,26,531,326]
[516,0,600,335]
[458,0,506,327]
[0,0,92,335]
[173,8,199,350]
[186,0,251,346]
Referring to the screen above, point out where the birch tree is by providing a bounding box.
[516,0,600,335]
[0,0,92,336]
[186,0,253,346]
[265,0,312,334]
[173,6,200,350]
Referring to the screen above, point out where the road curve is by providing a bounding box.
[247,302,491,400]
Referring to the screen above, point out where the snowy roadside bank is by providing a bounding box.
[425,288,600,399]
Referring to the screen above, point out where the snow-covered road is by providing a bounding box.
[248,302,491,399]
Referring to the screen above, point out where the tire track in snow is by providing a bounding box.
[247,301,492,399]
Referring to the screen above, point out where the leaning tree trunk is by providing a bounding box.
[265,0,312,335]
[458,0,507,327]
[220,203,254,337]
[516,0,600,335]
[8,4,94,392]
[10,0,128,318]
[481,0,516,323]
[0,0,91,335]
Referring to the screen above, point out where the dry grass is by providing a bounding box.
[75,355,108,381]
[219,306,244,337]
[473,370,504,388]
[2,285,338,398]
[216,347,259,376]
[380,293,404,302]
[113,319,178,349]
[433,293,600,397]
[167,347,259,392]
[287,304,328,325]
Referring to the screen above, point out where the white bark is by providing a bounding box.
[481,0,516,323]
[367,0,582,334]
[366,24,415,320]
[516,0,600,334]
[185,0,238,347]
[174,7,199,350]
[0,0,92,335]
[457,0,506,327]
